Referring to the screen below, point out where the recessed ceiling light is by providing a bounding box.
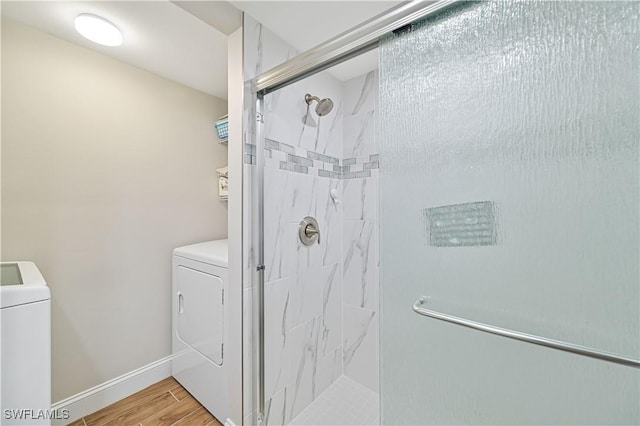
[74,14,123,47]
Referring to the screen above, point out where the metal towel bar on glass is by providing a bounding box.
[412,297,640,368]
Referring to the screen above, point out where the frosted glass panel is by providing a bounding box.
[379,1,639,424]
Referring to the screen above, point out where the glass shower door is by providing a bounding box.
[379,1,639,424]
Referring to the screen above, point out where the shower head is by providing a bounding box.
[305,93,334,116]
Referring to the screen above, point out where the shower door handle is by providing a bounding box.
[412,296,640,368]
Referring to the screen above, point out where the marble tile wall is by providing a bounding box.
[242,14,346,425]
[243,13,381,425]
[259,143,344,423]
[245,140,379,179]
[341,71,380,393]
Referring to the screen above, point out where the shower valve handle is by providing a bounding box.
[305,223,320,243]
[299,217,320,246]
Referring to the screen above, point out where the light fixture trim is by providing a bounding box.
[74,13,123,47]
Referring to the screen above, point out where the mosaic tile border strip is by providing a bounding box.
[244,139,379,179]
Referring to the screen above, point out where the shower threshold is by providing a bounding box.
[289,376,379,425]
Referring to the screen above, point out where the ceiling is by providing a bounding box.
[1,1,401,100]
[233,1,401,82]
[232,2,400,53]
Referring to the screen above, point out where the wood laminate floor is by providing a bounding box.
[68,377,222,426]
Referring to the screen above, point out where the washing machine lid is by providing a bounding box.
[1,261,50,308]
[173,240,228,267]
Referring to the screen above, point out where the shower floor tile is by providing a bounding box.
[289,376,379,426]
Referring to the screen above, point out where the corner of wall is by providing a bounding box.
[227,26,244,426]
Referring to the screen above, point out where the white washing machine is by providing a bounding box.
[0,262,51,426]
[172,240,228,423]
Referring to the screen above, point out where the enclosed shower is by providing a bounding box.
[242,1,640,425]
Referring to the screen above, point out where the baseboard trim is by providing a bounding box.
[51,355,175,424]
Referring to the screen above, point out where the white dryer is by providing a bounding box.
[172,240,228,422]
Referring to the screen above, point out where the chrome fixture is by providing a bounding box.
[305,94,334,116]
[412,297,640,368]
[298,217,321,246]
[253,0,461,94]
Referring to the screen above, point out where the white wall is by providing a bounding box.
[1,19,228,402]
[226,27,244,426]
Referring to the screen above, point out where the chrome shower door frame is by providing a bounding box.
[247,1,462,423]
